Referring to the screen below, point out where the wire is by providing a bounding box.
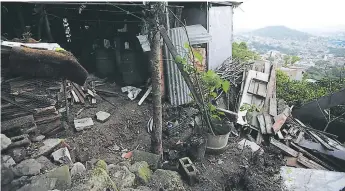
[107,3,144,21]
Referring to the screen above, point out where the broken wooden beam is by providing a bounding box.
[272,107,290,133]
[87,89,95,97]
[297,153,328,170]
[270,138,298,157]
[72,86,85,104]
[138,86,152,106]
[38,119,62,135]
[12,91,56,106]
[35,113,61,125]
[95,88,118,96]
[34,106,57,116]
[1,115,35,132]
[72,82,86,98]
[8,137,31,149]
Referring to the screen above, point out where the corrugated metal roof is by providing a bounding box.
[166,27,193,106]
[185,25,212,45]
[137,24,211,52]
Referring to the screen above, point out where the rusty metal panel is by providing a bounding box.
[166,27,193,106]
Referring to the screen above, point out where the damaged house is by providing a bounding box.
[1,1,345,191]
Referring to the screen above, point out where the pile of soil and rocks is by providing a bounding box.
[1,80,285,191]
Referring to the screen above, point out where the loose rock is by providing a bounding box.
[46,165,72,190]
[51,147,72,164]
[1,133,12,151]
[87,160,118,191]
[2,155,16,168]
[129,161,152,185]
[108,164,135,189]
[11,176,31,190]
[71,162,86,177]
[150,169,185,191]
[132,150,160,170]
[31,135,45,142]
[37,156,57,172]
[14,159,42,176]
[34,138,61,157]
[121,186,152,191]
[95,111,111,122]
[74,118,94,131]
[18,176,57,191]
[9,148,27,163]
[1,166,14,185]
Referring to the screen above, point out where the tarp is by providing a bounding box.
[280,166,345,191]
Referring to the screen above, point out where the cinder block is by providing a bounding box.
[178,157,197,186]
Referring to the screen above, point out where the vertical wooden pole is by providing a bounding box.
[149,3,163,157]
[63,79,69,122]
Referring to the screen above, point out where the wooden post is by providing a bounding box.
[149,2,163,157]
[63,79,69,122]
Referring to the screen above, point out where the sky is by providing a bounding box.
[233,0,345,32]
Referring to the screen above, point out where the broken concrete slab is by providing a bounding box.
[280,166,345,191]
[14,159,42,176]
[34,138,62,158]
[46,165,72,190]
[51,147,72,165]
[1,133,12,151]
[238,139,264,154]
[95,111,111,122]
[2,155,16,168]
[74,118,94,131]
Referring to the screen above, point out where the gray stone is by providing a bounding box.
[31,135,45,142]
[1,166,14,185]
[74,118,94,131]
[132,150,160,170]
[17,177,57,191]
[121,186,152,191]
[108,164,135,189]
[9,147,27,163]
[150,169,185,191]
[51,147,72,165]
[46,165,71,190]
[117,161,131,169]
[35,139,61,157]
[36,156,57,172]
[95,111,111,122]
[129,161,152,185]
[70,162,86,177]
[14,159,42,176]
[1,133,12,151]
[11,176,31,190]
[2,155,16,168]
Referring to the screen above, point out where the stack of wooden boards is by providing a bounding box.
[1,77,63,137]
[65,80,96,105]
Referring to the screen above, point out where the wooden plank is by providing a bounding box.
[308,131,334,150]
[138,86,152,106]
[272,107,290,133]
[34,106,57,116]
[72,86,85,104]
[71,90,80,103]
[264,113,273,134]
[1,115,35,132]
[270,138,299,157]
[297,153,327,170]
[257,114,267,134]
[277,131,285,139]
[269,68,277,116]
[35,113,61,125]
[295,131,305,144]
[285,156,298,167]
[72,82,86,98]
[247,80,256,94]
[264,61,271,74]
[255,72,269,82]
[257,82,267,97]
[290,142,335,171]
[87,89,95,97]
[38,119,62,135]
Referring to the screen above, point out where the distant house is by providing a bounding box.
[279,66,305,81]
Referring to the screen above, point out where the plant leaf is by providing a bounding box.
[184,42,190,49]
[222,80,230,92]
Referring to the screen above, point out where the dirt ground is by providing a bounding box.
[49,82,284,191]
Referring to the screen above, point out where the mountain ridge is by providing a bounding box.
[245,25,312,40]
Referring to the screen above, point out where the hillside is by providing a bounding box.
[248,26,311,40]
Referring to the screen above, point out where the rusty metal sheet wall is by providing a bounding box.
[166,27,193,106]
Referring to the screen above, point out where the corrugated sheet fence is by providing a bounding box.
[166,27,193,106]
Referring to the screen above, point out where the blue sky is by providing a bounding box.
[233,0,345,31]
